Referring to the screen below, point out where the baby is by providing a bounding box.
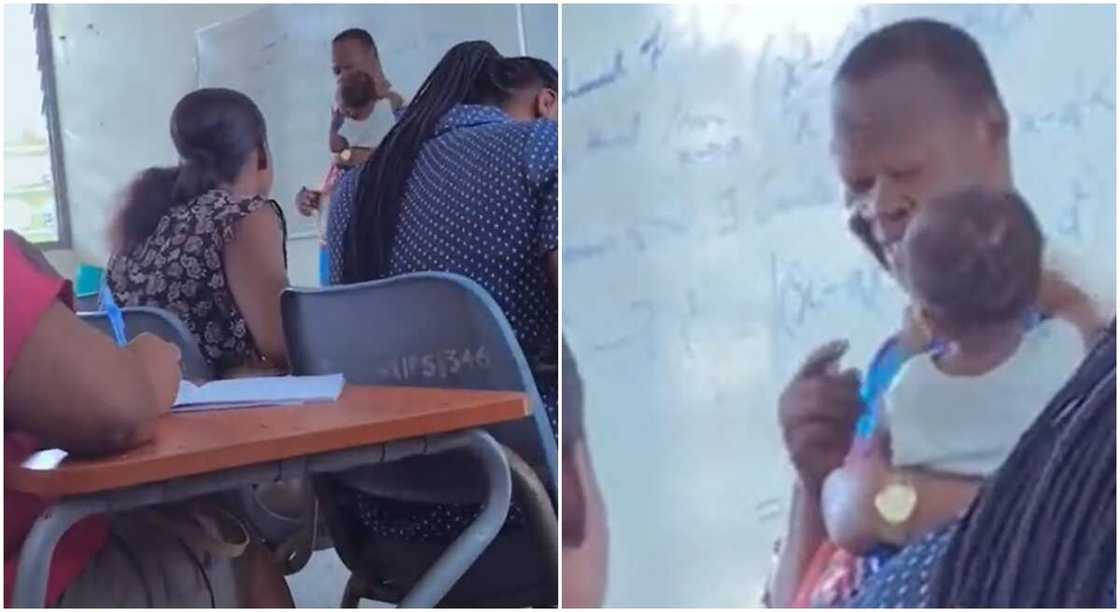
[298,71,380,229]
[822,187,1087,555]
[329,69,378,158]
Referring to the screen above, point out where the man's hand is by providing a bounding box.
[296,187,324,217]
[1039,266,1110,347]
[386,90,405,111]
[778,339,863,497]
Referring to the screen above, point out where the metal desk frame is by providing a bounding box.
[12,429,511,608]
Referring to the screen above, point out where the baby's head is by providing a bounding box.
[899,187,1042,342]
[336,70,376,121]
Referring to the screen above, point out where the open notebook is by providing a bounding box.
[173,374,345,412]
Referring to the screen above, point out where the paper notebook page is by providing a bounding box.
[173,374,344,408]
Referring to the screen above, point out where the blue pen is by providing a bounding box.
[99,285,128,346]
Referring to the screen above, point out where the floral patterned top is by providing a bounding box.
[106,189,287,374]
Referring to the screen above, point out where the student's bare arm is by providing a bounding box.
[5,304,179,455]
[225,206,290,370]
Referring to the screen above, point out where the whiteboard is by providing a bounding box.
[195,4,558,237]
[561,4,1115,607]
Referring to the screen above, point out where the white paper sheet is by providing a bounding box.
[173,374,345,412]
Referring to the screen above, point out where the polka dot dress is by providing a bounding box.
[844,522,957,608]
[325,104,558,543]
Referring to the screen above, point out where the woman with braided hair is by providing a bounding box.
[926,319,1116,607]
[323,40,558,602]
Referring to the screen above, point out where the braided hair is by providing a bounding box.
[928,321,1116,606]
[340,41,557,283]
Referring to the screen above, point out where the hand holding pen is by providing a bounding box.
[100,285,183,410]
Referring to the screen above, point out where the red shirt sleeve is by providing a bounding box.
[3,237,107,607]
[4,237,72,376]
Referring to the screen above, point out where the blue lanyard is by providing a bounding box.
[855,309,1046,440]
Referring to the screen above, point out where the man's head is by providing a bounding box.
[561,340,608,607]
[899,187,1042,341]
[332,28,382,81]
[831,19,1013,273]
[500,57,558,122]
[335,70,377,121]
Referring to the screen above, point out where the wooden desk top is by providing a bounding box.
[7,385,528,497]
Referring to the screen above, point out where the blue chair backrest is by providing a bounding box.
[281,272,557,501]
[79,307,212,381]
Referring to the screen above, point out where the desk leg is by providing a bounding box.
[12,500,101,607]
[398,429,512,608]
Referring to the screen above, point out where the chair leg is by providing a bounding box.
[503,446,559,607]
[340,573,364,608]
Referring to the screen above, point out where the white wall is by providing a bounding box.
[44,4,316,284]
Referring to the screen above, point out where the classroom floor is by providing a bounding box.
[287,549,389,608]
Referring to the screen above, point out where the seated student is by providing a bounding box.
[821,188,1085,558]
[106,88,290,378]
[326,39,558,596]
[562,340,610,608]
[335,39,558,411]
[3,231,292,607]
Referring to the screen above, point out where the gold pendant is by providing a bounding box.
[875,483,918,525]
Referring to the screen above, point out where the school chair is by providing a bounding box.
[78,306,325,574]
[79,306,211,380]
[281,272,558,607]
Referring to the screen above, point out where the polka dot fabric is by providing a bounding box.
[844,522,957,608]
[324,104,558,543]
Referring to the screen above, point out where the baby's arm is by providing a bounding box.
[821,433,893,555]
[822,431,982,554]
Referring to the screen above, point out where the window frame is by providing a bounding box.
[16,4,73,250]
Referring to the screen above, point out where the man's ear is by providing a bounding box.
[536,88,558,120]
[976,98,1009,146]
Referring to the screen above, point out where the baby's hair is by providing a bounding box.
[332,28,378,58]
[338,70,375,111]
[902,187,1042,337]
